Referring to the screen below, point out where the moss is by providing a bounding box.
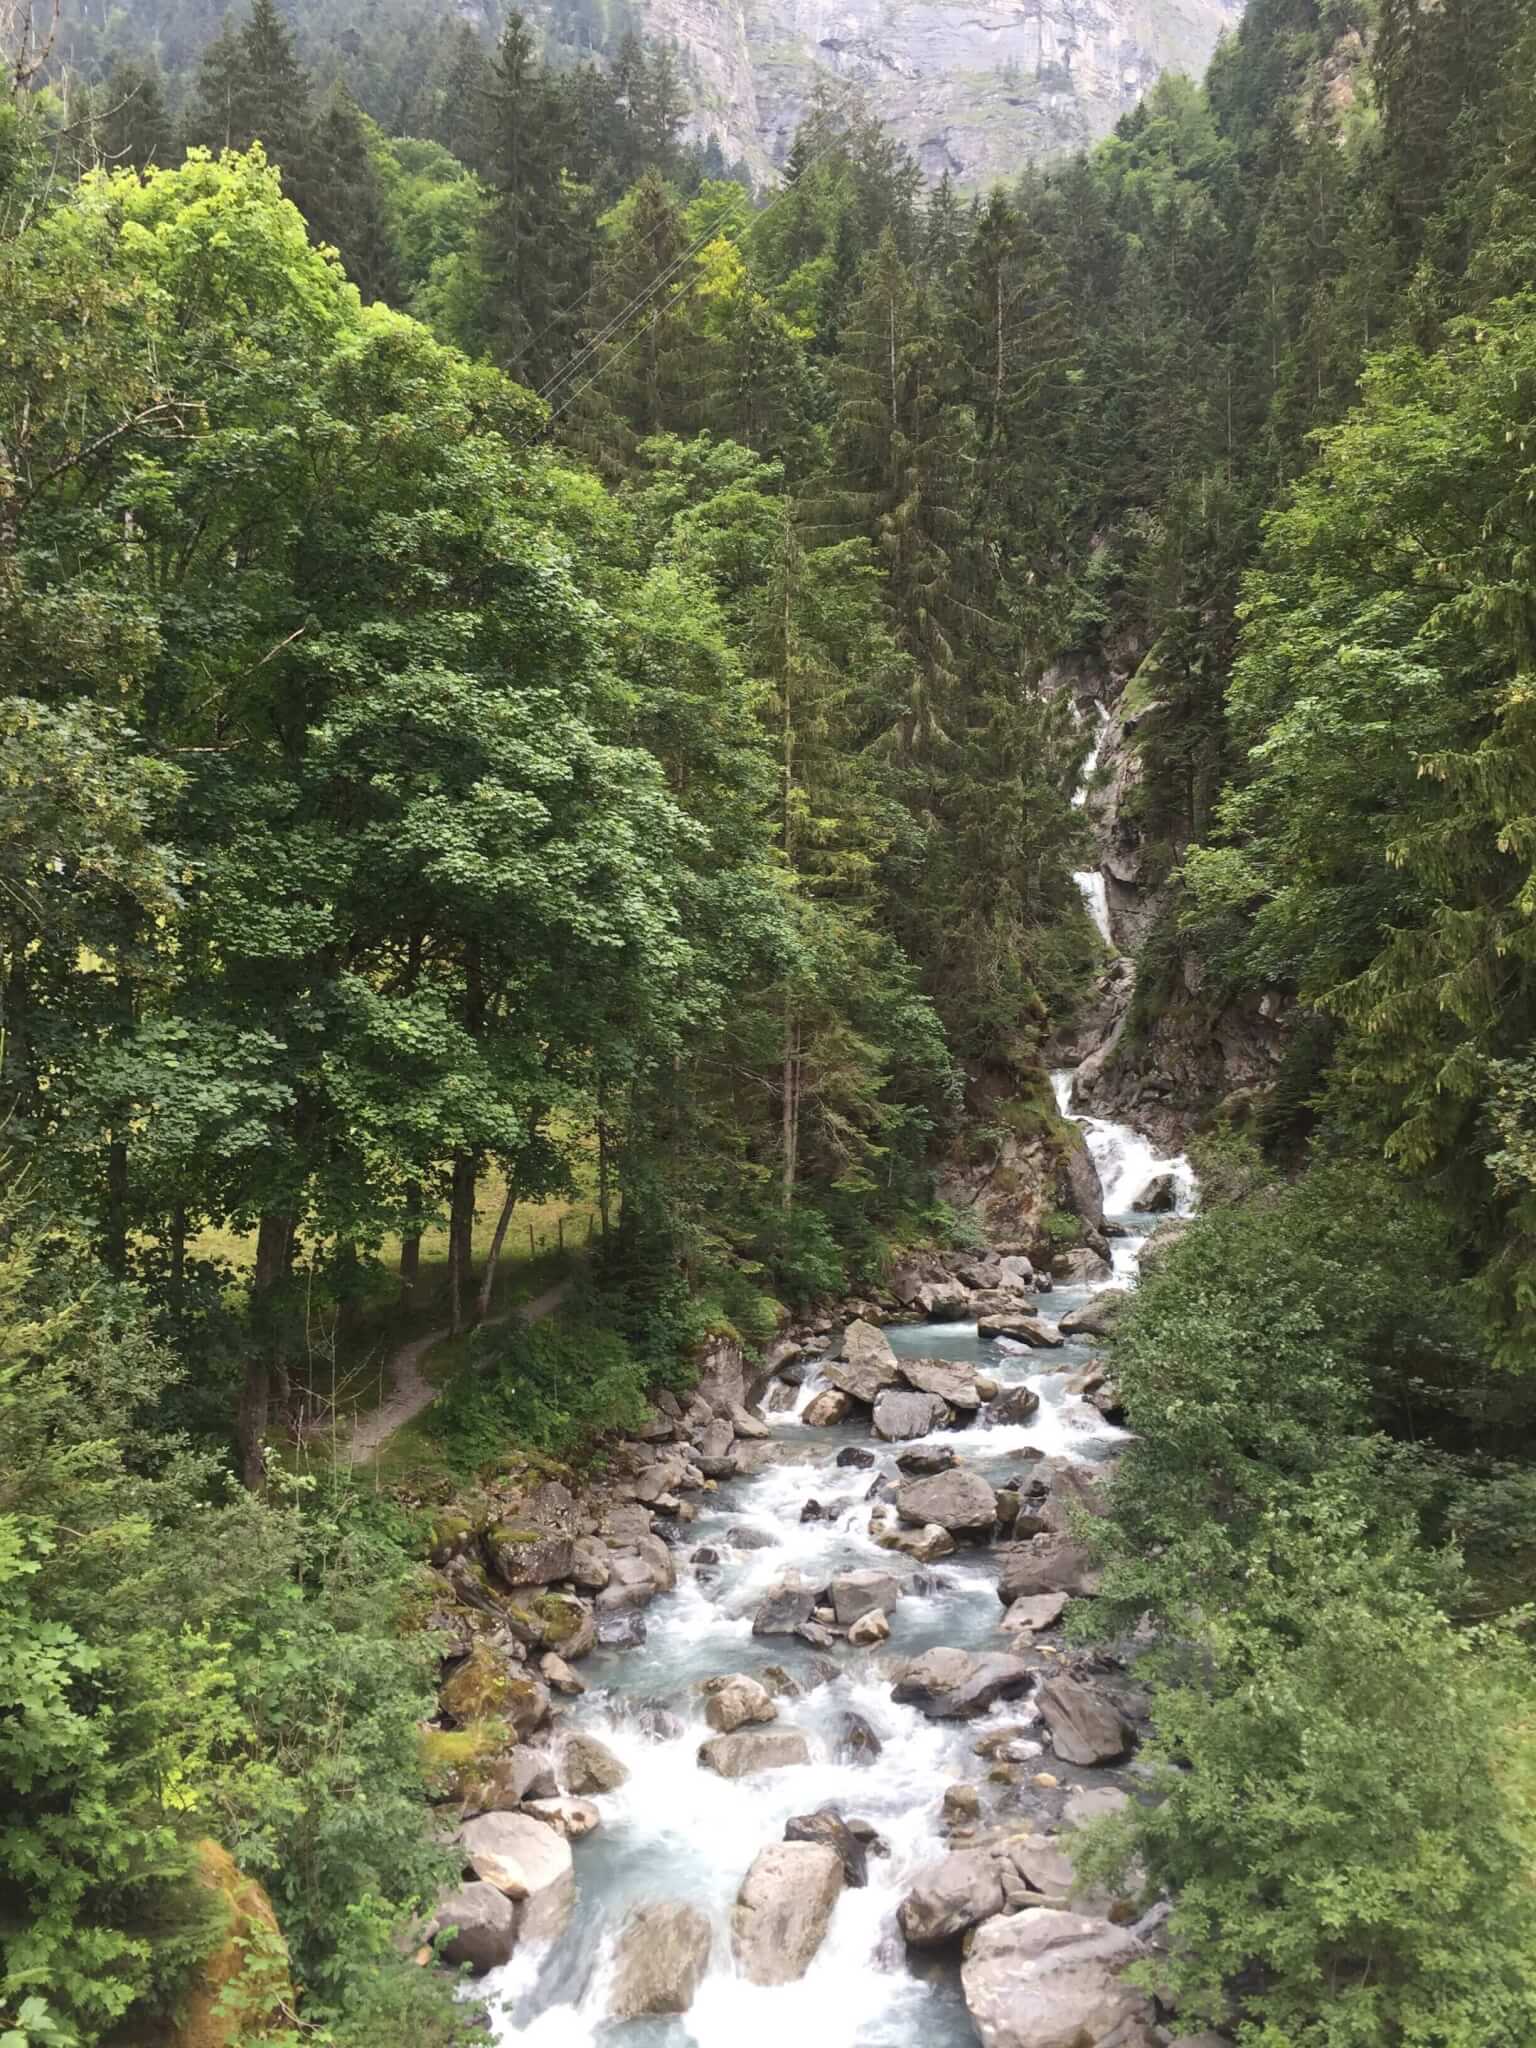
[530,1593,583,1645]
[419,1717,515,1798]
[488,1523,543,1547]
[428,1510,475,1563]
[438,1642,514,1723]
[168,1841,291,2048]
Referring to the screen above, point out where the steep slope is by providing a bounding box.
[539,0,1242,185]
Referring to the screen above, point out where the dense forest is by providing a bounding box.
[5,0,1536,2040]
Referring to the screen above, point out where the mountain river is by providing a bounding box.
[481,1072,1196,2048]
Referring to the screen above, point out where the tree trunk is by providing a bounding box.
[781,1005,799,1212]
[447,1153,478,1338]
[103,1135,129,1274]
[169,1205,187,1304]
[398,1228,421,1316]
[240,1210,295,1491]
[476,1178,517,1323]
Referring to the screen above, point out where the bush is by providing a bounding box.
[1076,1500,1536,2046]
[430,1312,654,1470]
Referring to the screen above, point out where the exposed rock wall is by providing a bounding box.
[560,0,1242,187]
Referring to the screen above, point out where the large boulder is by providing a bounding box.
[998,1535,1103,1601]
[897,1845,1008,1944]
[168,1841,291,2048]
[896,1443,957,1476]
[752,1575,816,1637]
[892,1647,1033,1719]
[1037,1676,1134,1766]
[484,1523,576,1588]
[457,1813,574,1941]
[1058,1292,1126,1340]
[828,1569,904,1627]
[898,1357,983,1410]
[987,1383,1042,1425]
[824,1320,902,1403]
[1133,1172,1178,1213]
[803,1388,851,1426]
[694,1333,750,1417]
[785,1809,868,1887]
[730,1842,844,1985]
[702,1674,779,1733]
[898,1834,1084,1946]
[895,1468,998,1534]
[961,1910,1156,2048]
[874,1517,957,1562]
[999,1591,1071,1639]
[609,1901,713,2020]
[914,1279,972,1319]
[429,1881,519,1973]
[1054,1248,1115,1287]
[698,1729,812,1778]
[559,1729,629,1794]
[872,1389,949,1441]
[977,1314,1063,1348]
[597,1554,660,1613]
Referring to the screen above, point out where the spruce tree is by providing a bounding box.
[187,0,315,210]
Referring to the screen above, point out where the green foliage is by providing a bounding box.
[0,1207,472,2048]
[430,1310,655,1469]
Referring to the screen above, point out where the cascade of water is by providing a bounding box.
[1071,702,1114,946]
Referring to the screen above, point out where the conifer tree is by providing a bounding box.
[187,0,315,209]
[475,12,592,388]
[306,88,400,303]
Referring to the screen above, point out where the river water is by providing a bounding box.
[482,1072,1195,2048]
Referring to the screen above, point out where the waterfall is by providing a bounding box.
[1071,702,1114,947]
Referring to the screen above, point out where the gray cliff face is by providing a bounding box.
[586,0,1242,186]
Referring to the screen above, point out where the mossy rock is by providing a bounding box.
[168,1841,291,2048]
[530,1593,585,1646]
[429,1510,477,1565]
[419,1718,516,1800]
[439,1642,516,1724]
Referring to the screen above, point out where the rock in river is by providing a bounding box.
[896,1443,957,1476]
[1057,1291,1125,1339]
[872,1388,949,1441]
[803,1388,851,1426]
[428,1881,518,1973]
[731,1841,844,1985]
[828,1568,903,1626]
[609,1900,713,2020]
[976,1313,1064,1348]
[895,1468,998,1534]
[961,1909,1156,2048]
[987,1383,1042,1425]
[752,1574,816,1636]
[998,1535,1103,1601]
[898,1357,982,1409]
[785,1808,868,1887]
[456,1812,574,1940]
[891,1647,1033,1719]
[558,1729,629,1794]
[702,1673,778,1733]
[823,1319,902,1403]
[1037,1676,1134,1766]
[698,1729,812,1778]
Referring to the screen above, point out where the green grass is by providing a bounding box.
[197,1169,602,1487]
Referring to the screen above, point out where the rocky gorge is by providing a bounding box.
[411,1080,1201,2047]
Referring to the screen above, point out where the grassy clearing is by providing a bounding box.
[191,1169,601,1477]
